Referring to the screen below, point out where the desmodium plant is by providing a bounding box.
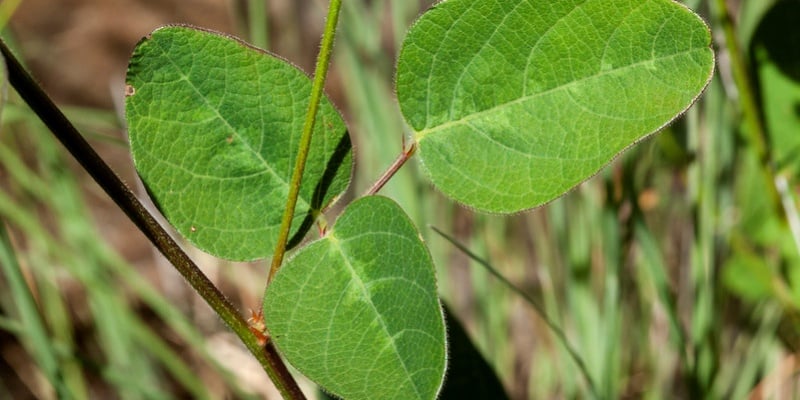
[2,0,714,399]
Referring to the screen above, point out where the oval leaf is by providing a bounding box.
[126,25,352,260]
[397,0,714,213]
[263,196,446,400]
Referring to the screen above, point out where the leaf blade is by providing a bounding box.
[126,25,352,261]
[397,0,714,213]
[263,196,447,400]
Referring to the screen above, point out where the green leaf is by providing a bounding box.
[126,25,352,261]
[397,0,714,213]
[263,196,446,400]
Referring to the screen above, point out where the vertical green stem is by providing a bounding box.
[268,0,343,282]
[711,0,800,260]
[710,0,777,204]
[711,0,764,151]
[0,39,306,400]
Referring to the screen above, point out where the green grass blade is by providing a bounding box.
[430,225,598,397]
[0,223,70,398]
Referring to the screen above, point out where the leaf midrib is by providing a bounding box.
[328,232,423,400]
[414,48,707,140]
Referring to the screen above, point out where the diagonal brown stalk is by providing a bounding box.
[364,142,417,196]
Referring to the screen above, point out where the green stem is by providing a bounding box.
[0,39,306,400]
[711,0,800,261]
[268,0,343,282]
[709,0,800,370]
[710,0,778,206]
[711,0,766,158]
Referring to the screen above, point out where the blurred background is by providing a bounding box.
[1,0,800,398]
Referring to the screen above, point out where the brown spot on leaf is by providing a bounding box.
[226,135,234,144]
[190,226,197,233]
[125,84,135,97]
